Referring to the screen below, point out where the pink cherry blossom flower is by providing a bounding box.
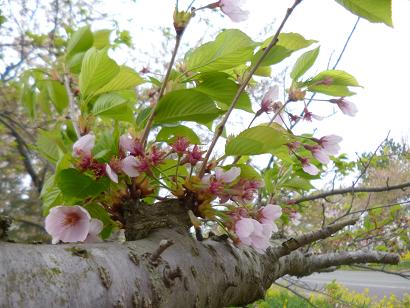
[171,137,190,155]
[299,157,319,175]
[121,156,140,177]
[260,86,279,113]
[215,166,241,183]
[259,204,282,225]
[303,107,323,122]
[84,219,103,243]
[304,145,330,164]
[72,134,95,157]
[231,179,263,204]
[330,98,358,116]
[45,205,91,244]
[148,145,166,166]
[235,217,273,253]
[105,164,119,183]
[185,145,202,166]
[317,135,342,155]
[218,0,249,22]
[119,134,144,157]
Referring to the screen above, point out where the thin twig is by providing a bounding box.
[291,180,410,204]
[274,282,320,308]
[141,33,183,148]
[64,74,80,138]
[198,0,304,177]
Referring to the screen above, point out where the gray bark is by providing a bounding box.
[0,223,399,308]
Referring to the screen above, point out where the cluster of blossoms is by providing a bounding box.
[45,206,102,244]
[197,167,263,205]
[231,204,282,252]
[288,134,343,175]
[72,133,203,185]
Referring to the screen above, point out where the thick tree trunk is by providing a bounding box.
[0,225,399,308]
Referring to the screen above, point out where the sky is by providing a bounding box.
[99,0,410,159]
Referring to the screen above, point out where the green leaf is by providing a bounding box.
[56,168,109,198]
[91,93,134,122]
[283,177,314,191]
[93,29,111,49]
[41,175,63,215]
[255,33,316,66]
[156,125,201,144]
[66,26,94,58]
[84,203,117,239]
[94,66,144,96]
[67,52,86,74]
[226,125,291,156]
[79,48,119,98]
[308,69,360,86]
[154,89,224,124]
[186,29,256,72]
[195,73,253,113]
[335,0,393,27]
[231,164,262,181]
[306,69,360,96]
[46,80,69,114]
[290,47,320,80]
[36,130,65,163]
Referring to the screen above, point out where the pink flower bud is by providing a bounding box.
[171,137,190,155]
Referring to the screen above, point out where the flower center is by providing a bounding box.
[63,212,81,226]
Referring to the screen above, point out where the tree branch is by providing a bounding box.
[0,224,399,307]
[282,250,400,278]
[291,181,410,204]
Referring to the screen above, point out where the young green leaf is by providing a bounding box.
[335,0,393,27]
[93,29,112,49]
[290,47,320,80]
[46,80,69,114]
[194,73,253,113]
[306,69,360,96]
[56,168,109,198]
[154,89,224,124]
[225,125,291,156]
[254,33,317,67]
[79,48,119,98]
[91,93,134,122]
[156,125,201,144]
[186,29,256,72]
[93,66,144,96]
[66,26,94,58]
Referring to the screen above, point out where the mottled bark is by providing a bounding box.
[0,222,399,308]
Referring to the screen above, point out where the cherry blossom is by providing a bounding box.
[84,219,104,243]
[45,205,91,244]
[259,204,282,225]
[171,137,190,155]
[72,134,95,157]
[304,145,330,164]
[235,217,273,253]
[330,97,358,116]
[215,166,241,183]
[105,164,119,183]
[260,86,279,113]
[121,156,140,177]
[218,0,249,22]
[317,135,342,155]
[119,134,144,157]
[299,157,319,175]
